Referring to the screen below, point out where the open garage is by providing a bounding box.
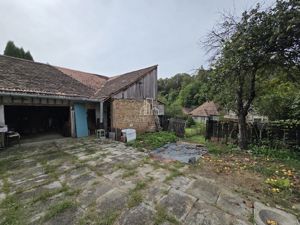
[4,105,71,138]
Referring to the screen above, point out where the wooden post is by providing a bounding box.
[100,101,104,124]
[70,106,76,137]
[0,105,4,125]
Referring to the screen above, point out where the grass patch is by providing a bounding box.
[206,142,238,155]
[134,180,147,192]
[114,162,137,171]
[0,195,26,225]
[154,205,180,225]
[31,186,68,204]
[183,135,206,144]
[185,123,205,137]
[164,169,183,182]
[128,191,143,208]
[79,208,119,225]
[127,180,150,208]
[250,145,300,162]
[43,200,75,221]
[126,131,177,151]
[2,177,10,194]
[122,170,137,178]
[96,211,120,225]
[114,162,138,178]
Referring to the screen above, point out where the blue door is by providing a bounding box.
[74,103,88,137]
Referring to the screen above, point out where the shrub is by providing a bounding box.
[250,145,300,161]
[186,116,195,127]
[126,131,177,151]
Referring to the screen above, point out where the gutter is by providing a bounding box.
[0,92,101,103]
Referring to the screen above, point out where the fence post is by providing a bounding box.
[205,119,211,141]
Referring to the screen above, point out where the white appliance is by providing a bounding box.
[0,125,8,133]
[121,129,136,142]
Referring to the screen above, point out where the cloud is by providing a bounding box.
[0,0,275,77]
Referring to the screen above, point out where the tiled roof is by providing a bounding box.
[94,65,158,100]
[182,107,194,115]
[0,55,95,99]
[0,55,157,101]
[56,66,108,91]
[189,101,220,117]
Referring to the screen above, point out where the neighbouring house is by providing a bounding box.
[189,101,220,123]
[0,55,163,139]
[224,110,268,123]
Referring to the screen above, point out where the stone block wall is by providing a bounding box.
[111,99,156,133]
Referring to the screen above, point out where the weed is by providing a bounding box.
[127,179,151,208]
[128,191,143,208]
[134,180,147,191]
[251,145,300,161]
[0,195,26,225]
[164,169,183,182]
[161,189,169,195]
[122,170,137,178]
[31,186,69,203]
[2,177,10,194]
[79,208,119,225]
[43,200,75,221]
[183,135,206,144]
[154,205,180,225]
[114,162,137,171]
[126,131,177,151]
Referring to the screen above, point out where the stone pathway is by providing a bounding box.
[0,138,258,224]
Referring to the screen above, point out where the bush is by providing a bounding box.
[250,145,300,161]
[185,122,206,137]
[186,116,195,127]
[126,131,177,151]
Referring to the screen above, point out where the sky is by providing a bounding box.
[0,0,275,78]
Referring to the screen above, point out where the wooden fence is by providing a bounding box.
[206,120,300,149]
[159,116,186,137]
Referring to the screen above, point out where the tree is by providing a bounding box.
[3,41,34,61]
[24,51,33,60]
[4,41,19,57]
[204,0,300,149]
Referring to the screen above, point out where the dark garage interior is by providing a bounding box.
[4,105,71,137]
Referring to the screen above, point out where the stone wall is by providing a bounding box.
[111,99,156,133]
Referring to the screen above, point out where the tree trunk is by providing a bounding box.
[238,113,247,149]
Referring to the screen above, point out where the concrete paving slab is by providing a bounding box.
[96,188,128,214]
[159,188,197,221]
[117,203,155,225]
[216,190,252,220]
[184,200,250,225]
[186,176,220,204]
[77,180,113,208]
[168,176,194,192]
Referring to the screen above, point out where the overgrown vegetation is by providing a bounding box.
[126,131,177,151]
[154,205,180,225]
[194,139,300,214]
[127,180,148,208]
[0,195,26,225]
[43,200,75,221]
[185,122,205,137]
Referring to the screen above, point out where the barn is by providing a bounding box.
[0,55,163,142]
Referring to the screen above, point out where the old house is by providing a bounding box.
[0,55,163,140]
[189,101,220,123]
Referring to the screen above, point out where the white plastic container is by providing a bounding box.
[0,125,8,132]
[121,129,136,142]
